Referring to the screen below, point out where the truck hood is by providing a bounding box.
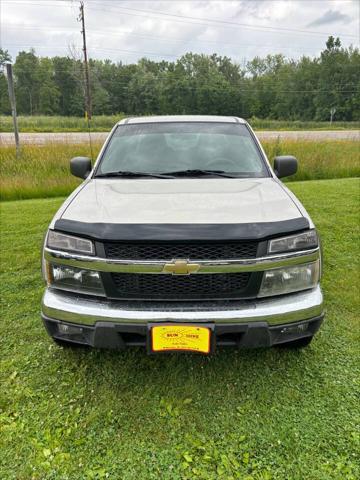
[60,177,302,225]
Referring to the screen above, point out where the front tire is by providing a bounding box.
[276,335,313,349]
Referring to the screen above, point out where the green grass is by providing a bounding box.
[0,115,126,133]
[1,115,359,133]
[0,178,359,479]
[1,140,359,201]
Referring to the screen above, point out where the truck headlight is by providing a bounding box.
[268,230,318,254]
[47,231,94,255]
[258,261,320,297]
[46,263,105,296]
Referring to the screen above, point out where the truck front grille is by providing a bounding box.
[104,241,258,261]
[110,272,251,300]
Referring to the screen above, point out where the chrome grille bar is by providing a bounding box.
[44,247,320,274]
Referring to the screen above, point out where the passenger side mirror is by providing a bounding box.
[273,155,298,178]
[70,157,92,179]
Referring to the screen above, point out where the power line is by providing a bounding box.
[2,57,357,94]
[7,43,360,71]
[2,0,70,6]
[5,43,181,59]
[86,2,358,39]
[3,50,358,93]
[3,24,339,54]
[3,0,358,39]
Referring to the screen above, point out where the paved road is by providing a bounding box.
[0,130,359,145]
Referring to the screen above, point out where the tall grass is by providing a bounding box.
[0,140,359,201]
[262,139,360,181]
[0,144,94,200]
[249,118,359,131]
[1,115,359,133]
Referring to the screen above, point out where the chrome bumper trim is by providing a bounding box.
[44,247,320,274]
[42,285,323,326]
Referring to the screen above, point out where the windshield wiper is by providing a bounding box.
[96,169,240,179]
[95,171,174,179]
[163,169,236,178]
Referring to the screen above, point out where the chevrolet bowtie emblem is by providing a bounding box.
[162,259,200,275]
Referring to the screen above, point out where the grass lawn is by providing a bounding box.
[0,178,359,479]
[1,140,359,201]
[0,115,359,133]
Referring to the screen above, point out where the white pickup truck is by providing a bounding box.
[41,116,324,354]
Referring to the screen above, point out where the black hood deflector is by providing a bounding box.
[54,217,309,242]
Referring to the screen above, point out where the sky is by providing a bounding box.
[1,0,359,65]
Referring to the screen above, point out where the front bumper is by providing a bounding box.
[41,286,324,349]
[43,314,324,349]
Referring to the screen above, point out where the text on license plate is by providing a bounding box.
[151,325,211,354]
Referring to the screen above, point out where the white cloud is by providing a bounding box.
[308,9,352,27]
[1,0,359,63]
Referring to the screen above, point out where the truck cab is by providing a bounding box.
[41,116,324,353]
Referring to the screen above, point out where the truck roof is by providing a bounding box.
[118,115,246,125]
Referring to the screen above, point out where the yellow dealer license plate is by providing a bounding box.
[151,325,211,354]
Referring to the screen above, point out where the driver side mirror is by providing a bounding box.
[70,157,92,179]
[273,155,298,178]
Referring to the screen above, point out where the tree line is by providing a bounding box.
[0,37,359,121]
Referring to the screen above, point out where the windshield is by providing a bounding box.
[96,122,268,177]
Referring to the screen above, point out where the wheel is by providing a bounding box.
[276,335,314,349]
[52,337,89,348]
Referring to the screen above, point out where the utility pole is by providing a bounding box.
[5,63,20,157]
[79,1,92,120]
[330,107,336,125]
